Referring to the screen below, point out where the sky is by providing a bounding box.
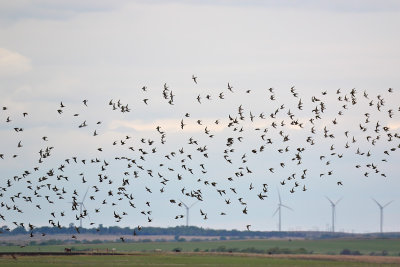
[0,0,399,234]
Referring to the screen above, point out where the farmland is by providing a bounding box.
[0,238,399,256]
[1,253,400,267]
[0,237,400,266]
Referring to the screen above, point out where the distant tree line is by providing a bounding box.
[1,224,400,239]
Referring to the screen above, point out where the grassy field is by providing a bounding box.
[1,238,399,256]
[0,253,400,267]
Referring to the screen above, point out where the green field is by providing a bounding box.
[0,254,399,267]
[1,238,399,256]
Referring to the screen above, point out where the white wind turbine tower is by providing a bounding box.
[372,198,393,233]
[273,190,293,232]
[70,187,91,228]
[326,197,342,232]
[179,200,198,227]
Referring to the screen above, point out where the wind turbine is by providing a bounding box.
[70,187,91,228]
[372,198,393,233]
[179,200,198,227]
[326,197,342,232]
[273,190,293,232]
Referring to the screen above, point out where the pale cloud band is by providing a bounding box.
[0,47,31,76]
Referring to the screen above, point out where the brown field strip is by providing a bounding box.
[0,251,400,264]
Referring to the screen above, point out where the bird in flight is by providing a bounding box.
[0,82,398,239]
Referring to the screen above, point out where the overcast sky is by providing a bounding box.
[0,0,399,234]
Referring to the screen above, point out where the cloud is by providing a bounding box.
[135,0,400,13]
[388,122,400,130]
[0,0,130,23]
[0,47,31,76]
[2,0,399,25]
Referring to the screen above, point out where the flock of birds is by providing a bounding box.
[0,77,399,242]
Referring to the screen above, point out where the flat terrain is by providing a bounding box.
[1,238,399,256]
[0,234,216,243]
[0,253,400,267]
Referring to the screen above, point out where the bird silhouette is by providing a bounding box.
[0,82,398,238]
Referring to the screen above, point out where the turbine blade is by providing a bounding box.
[335,197,342,205]
[189,201,199,209]
[179,199,188,208]
[277,189,281,204]
[325,196,334,205]
[372,198,383,208]
[82,186,90,202]
[272,207,279,217]
[281,204,293,211]
[383,200,394,208]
